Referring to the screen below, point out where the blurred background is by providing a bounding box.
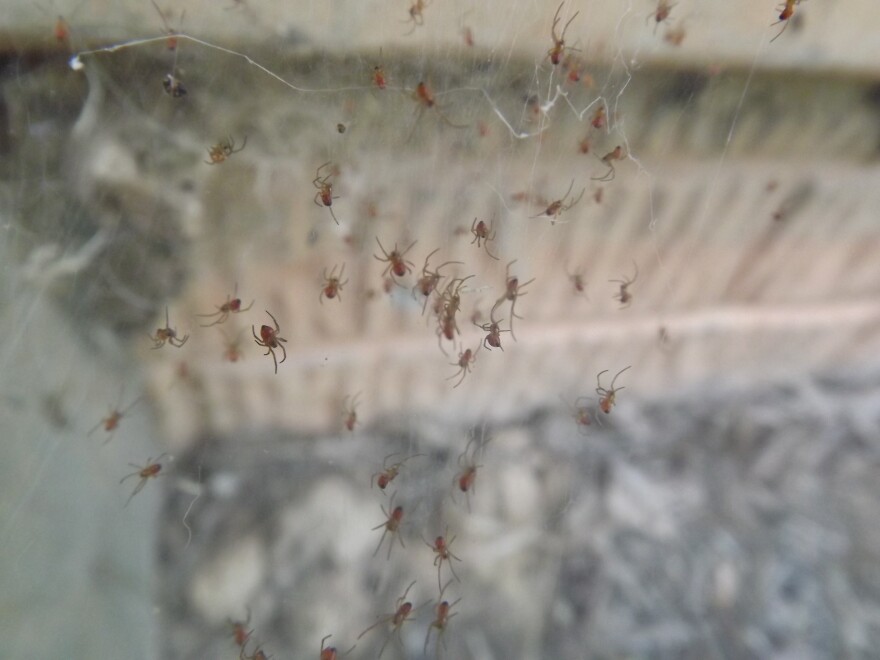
[2,1,880,658]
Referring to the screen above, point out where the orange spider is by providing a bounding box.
[198,285,254,326]
[424,530,462,591]
[320,635,355,660]
[547,2,580,66]
[402,0,430,36]
[447,346,477,388]
[357,581,419,659]
[647,0,675,34]
[89,394,143,445]
[342,393,361,431]
[470,217,500,260]
[475,312,510,352]
[374,238,416,283]
[491,260,535,340]
[596,366,631,414]
[412,249,462,314]
[453,435,485,512]
[771,0,801,42]
[120,454,169,507]
[205,136,247,165]
[371,493,406,560]
[252,311,287,374]
[371,452,424,491]
[592,145,626,182]
[531,180,585,223]
[610,261,638,308]
[150,307,188,348]
[313,162,340,224]
[320,264,348,304]
[423,581,461,657]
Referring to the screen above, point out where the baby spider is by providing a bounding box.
[252,310,287,374]
[424,529,462,591]
[220,329,247,362]
[89,393,143,445]
[610,261,638,308]
[229,609,253,648]
[413,249,462,314]
[563,395,594,435]
[402,0,430,36]
[447,346,477,388]
[371,492,406,560]
[120,453,169,507]
[357,581,418,659]
[566,265,589,299]
[320,263,348,304]
[162,72,187,97]
[475,313,510,351]
[239,641,271,660]
[596,366,631,414]
[771,0,801,42]
[150,307,189,348]
[470,217,500,260]
[320,634,356,660]
[491,260,535,341]
[313,162,340,225]
[647,0,675,34]
[531,179,585,223]
[547,1,580,66]
[592,146,626,182]
[372,64,387,89]
[372,452,424,491]
[342,393,362,431]
[205,135,247,165]
[374,237,417,283]
[198,285,254,326]
[423,581,461,657]
[453,435,486,511]
[410,81,469,137]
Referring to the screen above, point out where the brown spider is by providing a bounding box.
[252,310,287,374]
[313,162,340,224]
[412,249,462,314]
[475,312,510,351]
[610,261,638,308]
[596,366,631,414]
[470,217,500,260]
[150,307,189,348]
[531,179,585,223]
[197,285,254,326]
[402,0,430,36]
[547,1,580,66]
[374,238,417,283]
[320,263,348,304]
[447,346,477,388]
[592,146,626,182]
[491,260,535,340]
[205,135,247,165]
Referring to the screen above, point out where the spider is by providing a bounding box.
[453,435,485,511]
[566,265,589,299]
[205,135,247,165]
[342,392,361,431]
[563,395,594,435]
[402,0,430,36]
[357,581,419,659]
[424,530,462,591]
[647,0,675,34]
[771,0,801,43]
[409,81,468,140]
[320,635,355,660]
[547,1,580,66]
[313,162,340,224]
[320,263,348,304]
[374,238,416,283]
[531,180,585,223]
[229,609,253,648]
[252,310,287,374]
[447,347,477,388]
[162,73,187,97]
[412,249,462,314]
[596,366,631,414]
[197,285,254,326]
[372,452,424,491]
[491,260,535,340]
[89,394,143,445]
[150,307,189,348]
[120,454,169,507]
[371,492,406,560]
[423,581,461,657]
[220,329,246,363]
[476,314,510,351]
[592,146,626,182]
[470,217,500,260]
[610,261,638,308]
